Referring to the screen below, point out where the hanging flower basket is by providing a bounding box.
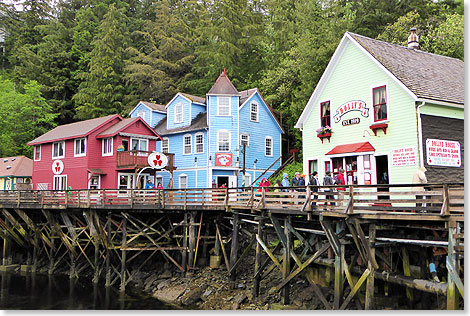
[316,126,333,143]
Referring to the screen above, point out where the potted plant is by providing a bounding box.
[316,126,333,143]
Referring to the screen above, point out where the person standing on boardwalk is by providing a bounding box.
[323,171,335,206]
[145,179,155,189]
[336,168,346,191]
[281,173,289,190]
[310,171,320,207]
[259,177,271,192]
[412,167,427,208]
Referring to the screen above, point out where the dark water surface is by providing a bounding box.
[0,271,175,310]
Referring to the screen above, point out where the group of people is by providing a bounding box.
[145,180,164,189]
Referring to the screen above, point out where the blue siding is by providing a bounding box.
[151,111,166,128]
[239,92,282,172]
[191,103,206,120]
[130,103,152,125]
[157,130,208,169]
[167,95,192,129]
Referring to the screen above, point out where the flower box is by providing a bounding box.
[369,123,388,136]
[317,132,332,143]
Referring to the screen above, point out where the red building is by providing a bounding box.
[28,114,162,190]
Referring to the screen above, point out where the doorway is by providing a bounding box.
[375,155,389,200]
[217,176,229,188]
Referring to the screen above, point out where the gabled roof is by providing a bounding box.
[154,112,208,136]
[97,117,162,140]
[326,142,375,155]
[239,88,284,133]
[239,88,258,106]
[140,101,167,112]
[28,114,120,145]
[296,32,464,129]
[0,156,33,178]
[181,93,206,105]
[349,32,464,105]
[207,70,240,95]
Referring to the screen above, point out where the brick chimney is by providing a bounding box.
[407,28,419,49]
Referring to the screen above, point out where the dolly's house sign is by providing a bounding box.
[426,139,461,167]
[334,100,369,123]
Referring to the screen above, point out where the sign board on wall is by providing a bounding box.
[426,139,461,167]
[52,160,64,175]
[333,100,369,123]
[215,153,233,167]
[391,147,417,166]
[148,152,168,169]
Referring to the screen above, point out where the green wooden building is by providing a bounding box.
[295,31,464,185]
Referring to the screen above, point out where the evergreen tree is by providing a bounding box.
[73,4,129,120]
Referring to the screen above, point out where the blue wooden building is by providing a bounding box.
[129,70,284,189]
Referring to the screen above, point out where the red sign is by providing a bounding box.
[215,153,233,167]
[52,160,64,175]
[147,152,168,169]
[334,100,369,123]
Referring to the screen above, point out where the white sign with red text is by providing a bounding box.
[334,100,369,123]
[426,139,461,167]
[52,160,64,175]
[148,152,168,169]
[391,147,417,166]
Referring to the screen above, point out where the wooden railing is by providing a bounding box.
[0,183,463,217]
[116,150,175,169]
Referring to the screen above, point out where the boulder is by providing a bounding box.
[181,286,206,306]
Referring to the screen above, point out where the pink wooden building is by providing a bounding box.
[28,114,162,190]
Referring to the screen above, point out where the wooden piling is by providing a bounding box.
[105,213,111,287]
[253,217,264,297]
[182,213,188,272]
[229,213,239,281]
[447,219,457,310]
[281,216,292,305]
[402,247,413,302]
[334,220,344,309]
[119,218,127,292]
[93,213,100,284]
[188,212,196,271]
[2,217,10,266]
[365,224,376,310]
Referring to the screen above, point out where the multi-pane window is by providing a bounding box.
[373,86,387,122]
[218,97,230,116]
[102,138,113,156]
[74,138,86,157]
[265,137,273,156]
[52,141,65,159]
[53,175,67,190]
[179,175,188,189]
[175,102,183,123]
[34,145,41,161]
[250,102,259,122]
[184,135,192,154]
[195,133,204,154]
[218,130,230,152]
[131,138,148,151]
[320,101,331,127]
[240,133,249,147]
[162,138,169,153]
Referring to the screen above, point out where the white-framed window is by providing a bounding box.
[217,97,230,116]
[131,138,148,151]
[34,145,41,161]
[102,138,113,156]
[217,130,230,152]
[195,133,204,154]
[179,174,188,189]
[53,175,67,190]
[240,133,249,147]
[183,134,192,155]
[162,137,169,153]
[52,141,65,159]
[137,111,145,119]
[175,102,183,123]
[250,102,259,122]
[74,138,86,157]
[265,136,273,156]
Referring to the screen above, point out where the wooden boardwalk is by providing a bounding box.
[0,183,464,310]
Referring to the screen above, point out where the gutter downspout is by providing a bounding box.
[416,101,425,168]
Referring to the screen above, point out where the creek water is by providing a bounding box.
[0,271,175,310]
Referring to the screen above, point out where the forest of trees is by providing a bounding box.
[0,0,464,158]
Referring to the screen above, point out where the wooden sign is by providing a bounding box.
[342,117,360,126]
[52,160,64,175]
[334,100,369,123]
[148,152,168,169]
[215,153,233,167]
[391,147,416,166]
[426,139,461,167]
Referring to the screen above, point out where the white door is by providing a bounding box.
[229,176,237,188]
[118,173,135,189]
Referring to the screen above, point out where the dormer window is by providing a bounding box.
[175,102,183,123]
[137,111,145,119]
[373,86,387,122]
[250,102,259,122]
[218,97,230,116]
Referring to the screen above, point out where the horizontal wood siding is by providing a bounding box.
[302,40,419,184]
[191,103,206,120]
[151,111,166,127]
[129,103,151,125]
[167,95,191,129]
[239,92,282,172]
[165,130,207,169]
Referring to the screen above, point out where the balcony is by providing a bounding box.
[116,151,175,170]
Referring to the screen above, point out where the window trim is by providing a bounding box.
[217,97,231,116]
[250,102,259,122]
[174,102,183,123]
[217,129,231,152]
[74,137,87,157]
[102,138,113,157]
[34,145,41,161]
[195,132,204,154]
[183,134,192,155]
[52,141,65,159]
[137,111,145,119]
[130,137,149,152]
[372,85,388,122]
[53,174,67,191]
[161,137,169,153]
[179,174,188,189]
[320,101,331,128]
[265,136,273,157]
[240,133,250,147]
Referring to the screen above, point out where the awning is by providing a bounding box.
[326,142,375,155]
[88,168,107,175]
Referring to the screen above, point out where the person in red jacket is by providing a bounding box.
[336,168,346,191]
[259,177,271,192]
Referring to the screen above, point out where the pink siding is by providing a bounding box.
[32,117,159,190]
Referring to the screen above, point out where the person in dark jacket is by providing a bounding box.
[310,171,320,207]
[323,171,335,206]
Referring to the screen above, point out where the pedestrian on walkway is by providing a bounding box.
[323,171,335,206]
[310,171,320,207]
